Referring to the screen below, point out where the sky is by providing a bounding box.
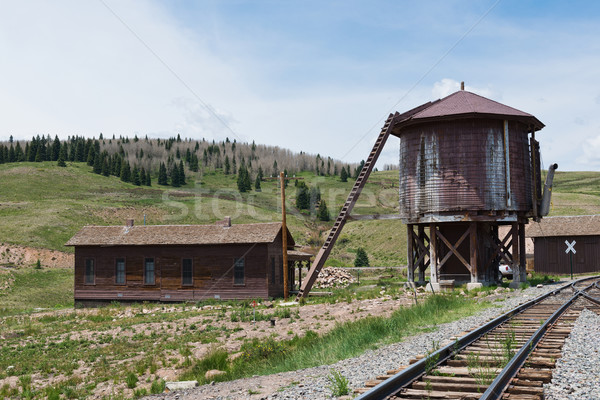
[1,0,600,171]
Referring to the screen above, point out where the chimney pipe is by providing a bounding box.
[126,219,134,227]
[540,163,558,217]
[460,81,465,90]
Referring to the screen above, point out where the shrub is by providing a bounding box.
[327,369,350,396]
[150,379,166,394]
[240,338,286,362]
[125,372,138,389]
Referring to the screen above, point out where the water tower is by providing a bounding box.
[391,86,553,290]
[298,86,555,298]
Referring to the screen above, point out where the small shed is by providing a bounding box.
[65,218,310,305]
[526,215,600,275]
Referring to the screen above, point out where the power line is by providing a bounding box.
[98,0,243,142]
[340,0,503,161]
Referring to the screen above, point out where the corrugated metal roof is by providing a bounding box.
[526,215,600,238]
[65,222,294,246]
[392,90,544,133]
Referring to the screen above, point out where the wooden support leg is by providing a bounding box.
[298,262,302,289]
[407,224,414,283]
[418,225,426,282]
[469,222,478,283]
[509,222,521,288]
[519,222,527,281]
[429,223,438,284]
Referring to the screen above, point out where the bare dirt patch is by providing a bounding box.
[0,243,72,269]
[0,292,423,399]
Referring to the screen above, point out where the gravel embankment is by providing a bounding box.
[147,283,567,400]
[544,308,600,400]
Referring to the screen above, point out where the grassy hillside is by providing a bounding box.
[0,161,402,267]
[0,162,599,269]
[548,171,600,216]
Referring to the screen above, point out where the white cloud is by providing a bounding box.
[431,78,497,100]
[1,1,600,173]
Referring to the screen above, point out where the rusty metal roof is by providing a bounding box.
[526,215,600,238]
[392,90,544,133]
[65,222,295,247]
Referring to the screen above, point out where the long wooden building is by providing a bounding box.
[65,218,310,306]
[526,215,600,275]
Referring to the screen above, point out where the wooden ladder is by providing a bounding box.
[297,113,397,299]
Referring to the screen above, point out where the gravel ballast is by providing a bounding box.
[147,282,588,400]
[544,308,600,400]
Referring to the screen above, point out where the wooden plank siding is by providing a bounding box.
[74,238,287,303]
[533,236,600,275]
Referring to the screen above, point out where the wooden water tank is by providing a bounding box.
[391,90,544,224]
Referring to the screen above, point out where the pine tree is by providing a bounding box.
[190,154,199,172]
[178,160,186,185]
[140,168,147,185]
[340,166,348,182]
[295,181,310,209]
[120,161,131,182]
[145,170,152,186]
[132,166,141,186]
[354,247,370,267]
[255,174,261,191]
[93,153,102,174]
[14,142,24,161]
[57,149,67,167]
[35,142,44,162]
[8,145,15,163]
[113,156,122,176]
[102,158,110,176]
[318,199,330,221]
[158,162,168,185]
[86,146,95,166]
[171,165,181,187]
[52,135,61,161]
[237,165,251,192]
[354,160,365,179]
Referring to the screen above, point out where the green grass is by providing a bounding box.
[0,162,405,267]
[182,294,489,384]
[0,268,73,315]
[1,162,599,269]
[548,171,600,216]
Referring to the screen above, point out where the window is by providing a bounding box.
[84,258,95,285]
[234,257,244,285]
[144,258,155,285]
[182,258,193,286]
[271,257,276,284]
[115,258,125,285]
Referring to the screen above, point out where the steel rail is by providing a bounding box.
[480,278,600,400]
[354,279,582,400]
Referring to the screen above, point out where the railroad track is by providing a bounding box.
[355,277,600,400]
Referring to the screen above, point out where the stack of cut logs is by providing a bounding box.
[314,267,355,288]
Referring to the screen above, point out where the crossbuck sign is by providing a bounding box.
[565,240,576,254]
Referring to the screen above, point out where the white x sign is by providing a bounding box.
[565,240,576,254]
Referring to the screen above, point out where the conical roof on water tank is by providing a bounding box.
[390,90,544,224]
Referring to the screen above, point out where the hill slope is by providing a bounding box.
[1,161,599,268]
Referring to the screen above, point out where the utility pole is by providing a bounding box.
[280,171,289,300]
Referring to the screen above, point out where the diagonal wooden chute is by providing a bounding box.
[296,113,398,299]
